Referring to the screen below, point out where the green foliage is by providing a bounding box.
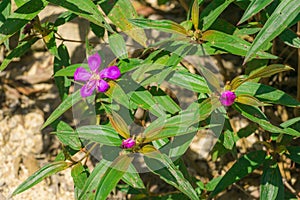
[3,0,300,199]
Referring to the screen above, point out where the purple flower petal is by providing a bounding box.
[220,90,236,106]
[122,138,135,149]
[88,53,101,72]
[80,80,96,97]
[74,67,91,81]
[96,79,110,93]
[100,66,121,80]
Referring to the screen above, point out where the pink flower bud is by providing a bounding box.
[121,138,135,149]
[220,90,236,106]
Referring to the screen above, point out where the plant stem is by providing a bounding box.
[297,21,300,102]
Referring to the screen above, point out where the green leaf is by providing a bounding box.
[0,0,11,26]
[76,125,122,146]
[233,103,289,134]
[54,44,71,100]
[12,161,70,196]
[55,121,82,150]
[260,163,284,200]
[0,0,48,44]
[166,70,210,93]
[46,0,113,32]
[0,37,39,71]
[129,18,188,36]
[279,29,300,48]
[99,0,147,46]
[130,89,167,117]
[122,163,145,189]
[71,163,89,190]
[235,82,300,107]
[14,0,30,7]
[143,149,199,200]
[105,81,130,108]
[79,159,110,200]
[231,64,293,90]
[238,0,273,25]
[54,64,89,77]
[95,155,133,200]
[104,108,130,139]
[235,94,265,106]
[54,11,77,26]
[191,0,199,30]
[108,33,128,59]
[200,0,234,31]
[202,30,277,60]
[210,150,266,197]
[244,0,300,62]
[42,90,82,129]
[286,146,300,164]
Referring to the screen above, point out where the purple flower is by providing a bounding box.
[220,90,236,106]
[121,138,135,149]
[74,53,121,97]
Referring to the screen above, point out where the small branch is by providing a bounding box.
[297,21,300,102]
[283,178,300,199]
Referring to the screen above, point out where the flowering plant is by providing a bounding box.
[1,0,300,199]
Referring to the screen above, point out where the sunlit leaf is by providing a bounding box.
[238,0,273,25]
[0,0,47,44]
[12,161,71,196]
[244,0,300,62]
[129,18,188,36]
[143,149,199,200]
[95,155,133,200]
[200,0,234,31]
[42,90,82,129]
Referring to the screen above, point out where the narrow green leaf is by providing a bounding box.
[105,81,130,108]
[235,94,265,106]
[46,0,113,32]
[76,125,122,146]
[235,82,300,107]
[12,161,70,196]
[0,0,48,44]
[129,18,188,36]
[260,163,284,200]
[71,163,89,190]
[200,0,234,31]
[166,70,210,93]
[210,150,266,197]
[202,30,277,60]
[108,33,128,59]
[42,90,82,129]
[95,155,133,200]
[54,44,71,100]
[104,108,130,139]
[0,0,11,26]
[99,0,147,46]
[130,89,167,117]
[248,64,293,80]
[244,0,300,62]
[55,121,82,150]
[233,103,290,134]
[143,149,199,200]
[122,163,145,189]
[54,64,89,77]
[231,64,293,90]
[0,37,39,71]
[191,0,199,30]
[238,0,273,25]
[279,29,300,48]
[79,159,110,200]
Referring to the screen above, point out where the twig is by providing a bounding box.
[283,178,300,199]
[233,183,256,200]
[297,21,300,102]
